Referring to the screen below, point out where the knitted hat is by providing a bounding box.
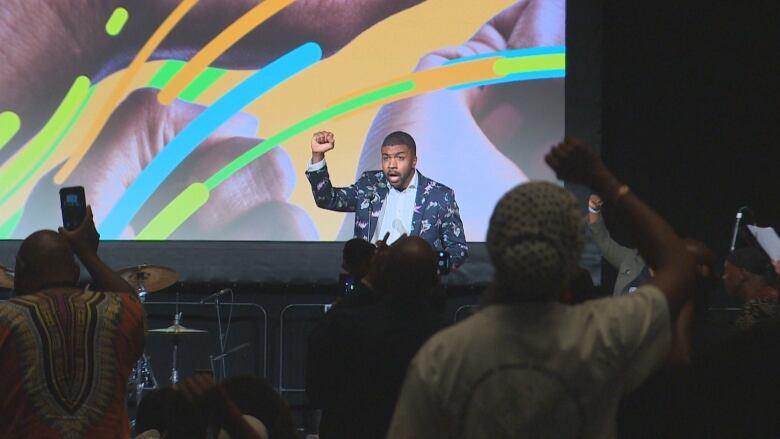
[487,182,584,301]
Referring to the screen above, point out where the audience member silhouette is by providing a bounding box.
[616,238,720,438]
[337,238,379,306]
[723,247,779,329]
[221,375,298,439]
[342,238,376,282]
[135,387,204,439]
[307,236,449,439]
[135,374,273,439]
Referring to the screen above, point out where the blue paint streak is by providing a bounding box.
[100,42,323,238]
[448,69,566,90]
[443,45,566,66]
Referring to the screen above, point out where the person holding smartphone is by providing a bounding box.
[0,205,145,438]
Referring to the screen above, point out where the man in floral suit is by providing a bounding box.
[306,131,468,268]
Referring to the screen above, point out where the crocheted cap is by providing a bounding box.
[487,181,584,300]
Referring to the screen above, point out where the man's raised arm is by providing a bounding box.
[59,206,134,294]
[546,138,696,321]
[305,131,361,212]
[587,194,639,268]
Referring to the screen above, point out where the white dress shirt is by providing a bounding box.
[307,158,327,172]
[372,171,417,244]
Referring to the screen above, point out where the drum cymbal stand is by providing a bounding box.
[131,280,159,407]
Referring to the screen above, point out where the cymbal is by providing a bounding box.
[147,324,207,336]
[0,264,14,289]
[117,264,178,293]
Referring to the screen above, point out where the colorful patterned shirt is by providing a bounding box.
[735,286,779,330]
[0,288,145,438]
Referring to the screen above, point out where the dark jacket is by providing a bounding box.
[306,298,448,439]
[588,216,648,295]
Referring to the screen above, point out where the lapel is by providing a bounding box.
[367,173,390,240]
[411,171,427,236]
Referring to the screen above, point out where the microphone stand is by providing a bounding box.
[367,190,376,242]
[203,288,232,381]
[212,295,227,380]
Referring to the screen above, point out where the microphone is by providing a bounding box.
[729,206,752,252]
[367,189,378,242]
[200,288,232,304]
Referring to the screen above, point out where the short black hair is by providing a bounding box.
[343,238,376,266]
[381,131,416,154]
[135,387,204,438]
[221,375,299,439]
[727,247,771,276]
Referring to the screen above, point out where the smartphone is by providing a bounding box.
[59,186,87,230]
[437,250,452,275]
[338,273,356,296]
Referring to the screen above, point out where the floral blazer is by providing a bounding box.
[306,165,469,267]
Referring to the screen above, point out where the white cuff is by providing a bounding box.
[306,158,327,172]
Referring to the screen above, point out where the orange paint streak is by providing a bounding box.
[157,0,295,105]
[330,58,498,121]
[54,0,199,184]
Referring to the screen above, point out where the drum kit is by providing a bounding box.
[117,264,208,406]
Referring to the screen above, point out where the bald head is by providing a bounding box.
[15,230,79,294]
[379,236,438,299]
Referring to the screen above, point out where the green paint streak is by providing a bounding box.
[206,80,416,189]
[105,7,129,36]
[0,76,91,200]
[136,183,209,239]
[0,86,96,208]
[179,67,228,102]
[147,60,186,89]
[147,61,227,102]
[493,54,566,76]
[0,111,21,151]
[0,208,23,239]
[140,80,414,237]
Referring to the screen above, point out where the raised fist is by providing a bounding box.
[545,137,606,186]
[311,131,336,154]
[588,194,603,212]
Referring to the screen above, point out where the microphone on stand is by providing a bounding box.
[199,288,231,304]
[729,206,753,252]
[367,189,378,242]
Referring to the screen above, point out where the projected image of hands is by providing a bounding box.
[0,0,565,241]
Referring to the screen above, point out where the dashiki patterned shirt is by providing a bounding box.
[0,288,144,439]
